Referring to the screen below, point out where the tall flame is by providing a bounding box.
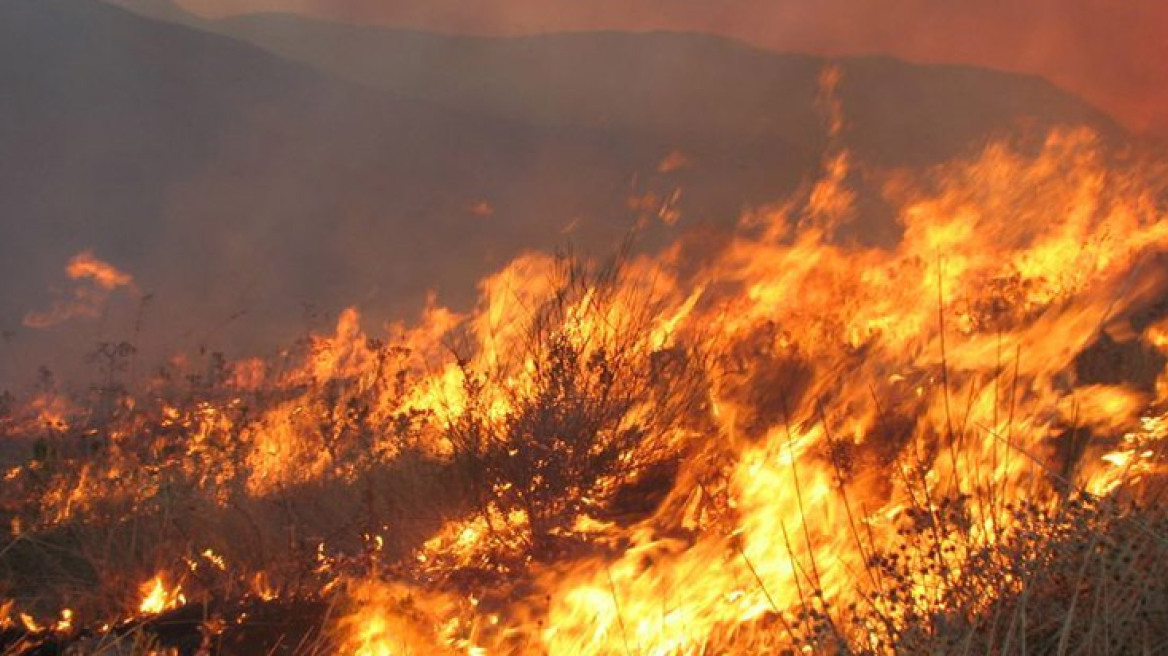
[5,124,1168,653]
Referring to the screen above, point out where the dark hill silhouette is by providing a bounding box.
[111,2,1118,165]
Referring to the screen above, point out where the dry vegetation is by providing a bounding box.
[4,128,1168,655]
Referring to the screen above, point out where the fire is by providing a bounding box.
[333,580,474,656]
[64,251,135,290]
[4,121,1168,653]
[54,608,74,633]
[138,575,185,615]
[19,613,41,633]
[0,600,13,630]
[23,250,138,328]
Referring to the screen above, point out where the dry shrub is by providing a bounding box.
[837,490,1168,656]
[448,254,707,552]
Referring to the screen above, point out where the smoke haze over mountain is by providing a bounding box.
[152,0,1168,139]
[0,0,1141,388]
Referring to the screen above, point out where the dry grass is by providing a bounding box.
[3,255,1168,655]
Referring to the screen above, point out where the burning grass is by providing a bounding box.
[4,127,1168,655]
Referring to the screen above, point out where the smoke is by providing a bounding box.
[169,0,1168,139]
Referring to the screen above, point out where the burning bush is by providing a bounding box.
[447,255,707,553]
[4,128,1168,655]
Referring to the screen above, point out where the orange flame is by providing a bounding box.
[23,250,137,328]
[139,575,185,615]
[7,123,1168,653]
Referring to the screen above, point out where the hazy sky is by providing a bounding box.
[168,0,1166,139]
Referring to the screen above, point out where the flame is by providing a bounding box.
[5,122,1168,652]
[54,608,74,633]
[138,575,185,615]
[23,250,137,328]
[333,580,470,656]
[65,251,134,290]
[19,613,41,633]
[0,600,12,630]
[251,572,279,601]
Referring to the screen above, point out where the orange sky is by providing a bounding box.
[174,0,1167,139]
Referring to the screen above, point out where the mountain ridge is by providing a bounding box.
[106,0,1121,161]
